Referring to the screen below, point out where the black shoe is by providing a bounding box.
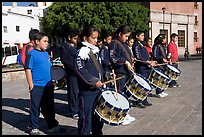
[137,102,146,108]
[142,101,152,106]
[168,85,174,88]
[174,84,181,88]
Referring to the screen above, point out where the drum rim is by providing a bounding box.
[100,90,130,112]
[166,64,181,74]
[153,68,170,79]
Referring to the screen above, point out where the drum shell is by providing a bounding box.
[164,64,181,81]
[94,89,130,126]
[124,74,152,101]
[51,65,66,89]
[148,68,171,92]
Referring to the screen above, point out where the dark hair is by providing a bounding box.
[68,29,80,38]
[128,36,134,42]
[114,24,131,37]
[79,25,98,42]
[170,33,178,40]
[29,29,39,40]
[102,31,112,40]
[134,29,145,38]
[34,32,48,45]
[154,34,166,45]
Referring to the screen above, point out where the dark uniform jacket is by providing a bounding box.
[109,38,133,75]
[59,43,78,76]
[99,43,111,72]
[75,42,103,95]
[152,44,167,64]
[132,40,150,72]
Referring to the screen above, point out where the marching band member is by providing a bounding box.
[109,24,135,125]
[59,29,80,120]
[132,30,155,108]
[152,34,169,98]
[99,31,113,87]
[167,33,181,88]
[74,25,104,135]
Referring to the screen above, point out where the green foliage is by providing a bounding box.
[42,2,150,38]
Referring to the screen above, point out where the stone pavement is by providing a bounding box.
[2,59,202,135]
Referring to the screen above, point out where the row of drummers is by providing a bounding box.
[89,29,181,126]
[50,26,181,129]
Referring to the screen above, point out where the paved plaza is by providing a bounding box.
[2,59,202,135]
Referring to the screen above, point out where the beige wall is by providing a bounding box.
[150,2,194,15]
[149,2,202,55]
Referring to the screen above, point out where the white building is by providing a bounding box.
[2,2,52,47]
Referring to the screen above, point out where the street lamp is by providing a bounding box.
[162,7,166,32]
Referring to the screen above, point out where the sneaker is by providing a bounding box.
[125,114,135,122]
[30,128,40,135]
[121,118,131,126]
[48,125,60,133]
[158,92,168,98]
[71,114,79,120]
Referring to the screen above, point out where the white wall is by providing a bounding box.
[150,10,195,55]
[2,3,52,45]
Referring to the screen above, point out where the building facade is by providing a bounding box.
[2,2,52,47]
[149,2,202,55]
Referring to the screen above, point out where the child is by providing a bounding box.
[24,32,59,135]
[184,48,189,60]
[127,36,134,57]
[144,37,153,60]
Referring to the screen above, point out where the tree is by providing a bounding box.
[41,2,150,39]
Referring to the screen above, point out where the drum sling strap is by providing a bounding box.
[112,40,132,64]
[89,50,104,82]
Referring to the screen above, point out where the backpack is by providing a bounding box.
[21,43,34,66]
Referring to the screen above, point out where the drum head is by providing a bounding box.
[51,66,65,81]
[155,69,169,79]
[102,90,129,109]
[134,75,151,91]
[167,65,180,73]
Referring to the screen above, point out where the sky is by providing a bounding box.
[2,2,37,6]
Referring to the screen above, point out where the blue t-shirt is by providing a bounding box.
[17,54,23,65]
[25,48,52,86]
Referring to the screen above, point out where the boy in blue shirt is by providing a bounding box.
[24,32,59,135]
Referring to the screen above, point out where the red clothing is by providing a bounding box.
[167,41,178,62]
[144,44,152,58]
[21,41,34,65]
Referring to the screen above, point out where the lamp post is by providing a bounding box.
[162,7,166,33]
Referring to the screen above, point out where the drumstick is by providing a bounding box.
[102,76,125,85]
[112,70,118,101]
[155,62,169,66]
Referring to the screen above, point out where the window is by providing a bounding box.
[5,47,11,56]
[27,10,32,14]
[160,29,168,44]
[16,26,20,32]
[178,30,185,47]
[3,26,7,33]
[194,32,198,42]
[11,46,18,55]
[194,2,198,9]
[195,16,198,25]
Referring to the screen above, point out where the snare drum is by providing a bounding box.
[164,64,181,81]
[51,65,66,89]
[148,68,171,92]
[94,89,130,126]
[124,74,152,101]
